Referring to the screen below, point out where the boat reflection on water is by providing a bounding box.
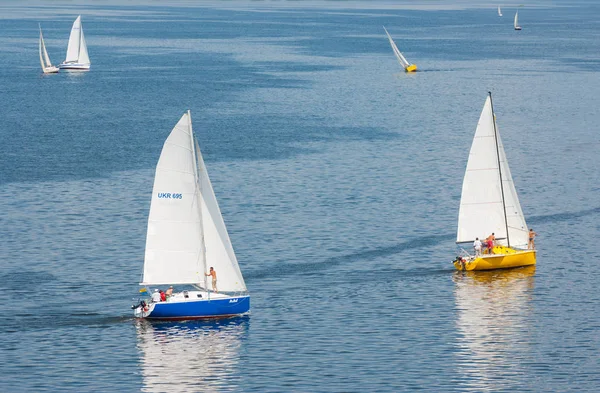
[136,316,249,392]
[453,266,535,390]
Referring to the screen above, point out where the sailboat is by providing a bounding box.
[58,15,90,70]
[453,92,536,271]
[383,26,417,73]
[514,11,522,30]
[39,25,59,74]
[498,6,503,17]
[132,111,250,320]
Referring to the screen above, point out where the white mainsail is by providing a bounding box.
[383,26,410,69]
[142,111,247,293]
[39,26,52,69]
[64,16,90,65]
[514,11,520,29]
[498,6,503,16]
[456,95,528,248]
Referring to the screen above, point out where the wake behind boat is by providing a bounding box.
[383,26,417,73]
[59,15,90,70]
[132,111,250,320]
[453,92,536,271]
[39,24,59,74]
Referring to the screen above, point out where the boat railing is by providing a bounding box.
[456,247,475,260]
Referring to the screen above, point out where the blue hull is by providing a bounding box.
[147,296,250,320]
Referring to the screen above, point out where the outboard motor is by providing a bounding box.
[132,300,147,310]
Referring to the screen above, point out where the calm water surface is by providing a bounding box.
[1,1,599,391]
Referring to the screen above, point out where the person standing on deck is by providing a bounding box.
[473,237,482,256]
[528,229,537,249]
[151,289,161,303]
[206,267,218,293]
[485,233,495,254]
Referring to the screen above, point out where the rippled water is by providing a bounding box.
[1,1,599,392]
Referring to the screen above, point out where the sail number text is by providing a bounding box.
[157,193,183,199]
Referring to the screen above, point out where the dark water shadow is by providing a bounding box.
[247,206,600,280]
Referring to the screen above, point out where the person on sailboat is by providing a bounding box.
[151,289,161,303]
[159,290,166,302]
[528,229,537,249]
[473,237,482,256]
[165,286,174,298]
[485,233,495,254]
[206,267,218,293]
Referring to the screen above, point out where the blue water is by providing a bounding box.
[1,1,599,391]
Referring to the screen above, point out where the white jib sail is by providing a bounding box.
[457,96,507,244]
[496,126,529,248]
[195,139,247,292]
[142,112,247,292]
[383,27,410,68]
[514,11,519,28]
[78,23,90,65]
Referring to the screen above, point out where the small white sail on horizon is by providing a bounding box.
[383,26,417,72]
[59,15,91,70]
[498,6,503,16]
[39,24,59,74]
[514,11,522,30]
[456,95,529,249]
[142,111,247,293]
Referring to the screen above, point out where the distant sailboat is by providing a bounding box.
[453,92,536,271]
[383,26,417,73]
[59,15,90,70]
[514,11,522,30]
[498,6,503,17]
[39,25,59,74]
[132,110,250,320]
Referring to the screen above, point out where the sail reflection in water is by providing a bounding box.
[136,317,248,392]
[453,267,535,391]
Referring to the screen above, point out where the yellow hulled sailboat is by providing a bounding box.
[453,92,536,271]
[383,27,417,73]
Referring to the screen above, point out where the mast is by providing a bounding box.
[489,92,511,247]
[188,111,208,294]
[39,26,45,70]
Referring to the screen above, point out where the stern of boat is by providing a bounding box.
[133,301,155,318]
[405,64,418,72]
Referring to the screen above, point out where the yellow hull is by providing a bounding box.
[453,246,536,271]
[405,64,417,72]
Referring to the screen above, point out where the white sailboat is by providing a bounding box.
[498,6,503,17]
[59,15,90,70]
[383,26,417,73]
[453,92,536,271]
[39,25,59,74]
[132,110,250,320]
[514,11,522,30]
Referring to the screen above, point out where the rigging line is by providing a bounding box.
[489,91,511,247]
